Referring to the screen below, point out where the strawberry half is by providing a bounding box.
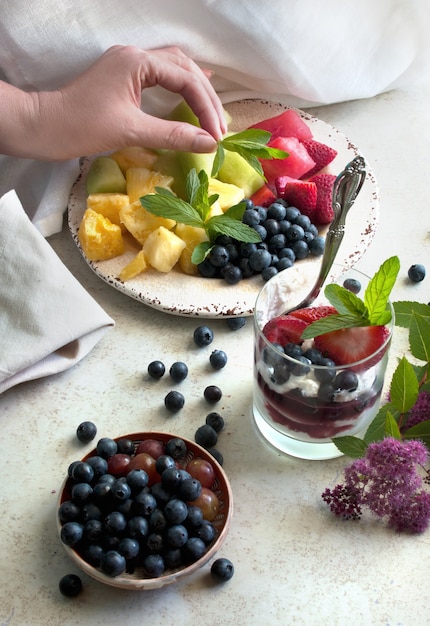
[289,305,338,324]
[314,325,390,369]
[309,173,337,224]
[274,176,317,220]
[300,139,338,178]
[263,315,308,346]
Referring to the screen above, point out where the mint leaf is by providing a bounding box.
[191,241,212,265]
[223,201,247,221]
[393,300,430,328]
[385,410,402,439]
[212,144,225,177]
[140,193,204,228]
[324,283,368,317]
[389,356,419,413]
[364,255,400,324]
[185,168,200,206]
[205,214,261,243]
[301,314,367,339]
[409,312,430,363]
[331,435,368,458]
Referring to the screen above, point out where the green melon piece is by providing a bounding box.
[86,156,127,195]
[217,150,265,199]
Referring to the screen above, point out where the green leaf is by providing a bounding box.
[403,419,430,450]
[205,214,262,243]
[390,356,419,413]
[324,283,369,317]
[218,129,288,180]
[185,169,200,206]
[364,402,400,443]
[364,255,400,324]
[191,241,212,265]
[409,312,430,362]
[393,301,430,328]
[140,193,204,228]
[223,201,247,221]
[211,144,225,177]
[331,436,368,458]
[301,314,368,340]
[385,410,402,439]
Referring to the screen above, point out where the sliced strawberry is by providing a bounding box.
[289,305,338,324]
[275,176,317,220]
[314,325,390,369]
[300,139,338,178]
[263,315,308,346]
[309,173,336,224]
[250,184,277,207]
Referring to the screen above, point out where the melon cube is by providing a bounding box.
[143,226,186,272]
[78,209,124,261]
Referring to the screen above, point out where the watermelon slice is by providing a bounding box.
[260,137,316,182]
[250,184,277,207]
[249,109,313,141]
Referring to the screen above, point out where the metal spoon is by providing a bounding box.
[286,155,367,313]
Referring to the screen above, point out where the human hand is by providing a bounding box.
[2,45,228,161]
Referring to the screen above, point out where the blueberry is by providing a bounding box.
[209,349,228,370]
[144,554,165,578]
[287,224,305,241]
[167,524,189,548]
[205,412,225,433]
[132,492,157,517]
[408,264,426,283]
[71,482,93,504]
[194,520,216,544]
[126,516,149,541]
[284,343,303,360]
[150,482,171,507]
[204,385,223,403]
[262,266,278,281]
[59,574,83,597]
[279,247,296,262]
[80,502,103,523]
[262,218,280,238]
[96,437,118,459]
[83,519,104,543]
[147,360,165,379]
[86,455,108,479]
[343,278,362,294]
[60,521,83,547]
[255,205,267,221]
[164,390,185,412]
[164,548,183,569]
[111,479,131,502]
[275,258,293,272]
[76,421,97,443]
[267,202,287,221]
[309,236,325,256]
[294,214,311,230]
[291,240,309,259]
[169,361,188,382]
[161,467,183,491]
[238,257,254,278]
[101,550,126,577]
[242,209,260,227]
[208,448,224,465]
[155,455,176,475]
[118,537,140,560]
[185,505,204,529]
[292,355,312,376]
[198,258,219,278]
[208,245,229,268]
[164,498,189,524]
[285,206,300,221]
[211,557,234,582]
[226,316,246,330]
[58,500,81,523]
[303,347,324,365]
[104,511,127,535]
[116,438,135,455]
[185,537,207,562]
[195,424,218,449]
[222,264,243,285]
[240,242,258,258]
[314,358,337,383]
[193,325,214,347]
[179,478,202,501]
[317,383,336,402]
[71,461,94,484]
[149,508,167,532]
[81,543,103,567]
[334,370,359,392]
[165,437,187,459]
[271,361,291,385]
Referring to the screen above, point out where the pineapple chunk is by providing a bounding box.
[86,193,130,227]
[78,209,124,261]
[175,223,209,276]
[143,226,186,272]
[110,146,158,174]
[208,178,245,210]
[126,167,174,203]
[119,250,149,281]
[206,200,224,220]
[120,200,176,245]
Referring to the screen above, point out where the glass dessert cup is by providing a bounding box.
[253,266,394,460]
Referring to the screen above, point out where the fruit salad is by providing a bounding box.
[253,259,399,448]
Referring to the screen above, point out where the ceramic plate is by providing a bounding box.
[68,99,379,318]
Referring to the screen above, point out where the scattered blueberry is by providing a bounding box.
[76,421,97,443]
[193,326,214,347]
[343,277,362,294]
[195,424,218,449]
[211,557,234,582]
[169,361,188,382]
[209,350,228,370]
[408,264,426,283]
[147,360,166,379]
[164,390,185,412]
[59,574,83,597]
[207,448,224,466]
[204,385,222,404]
[205,412,225,433]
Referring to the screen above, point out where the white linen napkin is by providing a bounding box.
[0,190,114,393]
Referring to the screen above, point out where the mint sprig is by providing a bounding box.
[140,169,261,265]
[211,129,288,179]
[301,256,400,340]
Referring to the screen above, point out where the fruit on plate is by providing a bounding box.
[78,209,124,261]
[119,250,149,281]
[249,108,313,141]
[216,149,265,198]
[142,226,186,272]
[309,173,337,224]
[86,193,130,228]
[175,223,209,276]
[109,146,158,173]
[125,167,174,203]
[119,200,176,246]
[86,156,127,195]
[259,136,316,182]
[274,176,317,220]
[207,178,245,210]
[300,139,337,178]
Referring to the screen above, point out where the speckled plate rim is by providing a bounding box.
[57,432,233,591]
[68,99,379,318]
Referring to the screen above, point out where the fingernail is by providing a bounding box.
[192,132,218,153]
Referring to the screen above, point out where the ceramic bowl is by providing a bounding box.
[57,432,233,590]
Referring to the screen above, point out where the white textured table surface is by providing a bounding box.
[1,84,430,626]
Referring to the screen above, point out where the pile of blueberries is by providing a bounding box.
[198,198,325,284]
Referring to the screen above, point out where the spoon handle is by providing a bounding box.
[287,155,367,311]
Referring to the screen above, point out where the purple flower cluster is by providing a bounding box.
[405,391,430,430]
[322,437,430,533]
